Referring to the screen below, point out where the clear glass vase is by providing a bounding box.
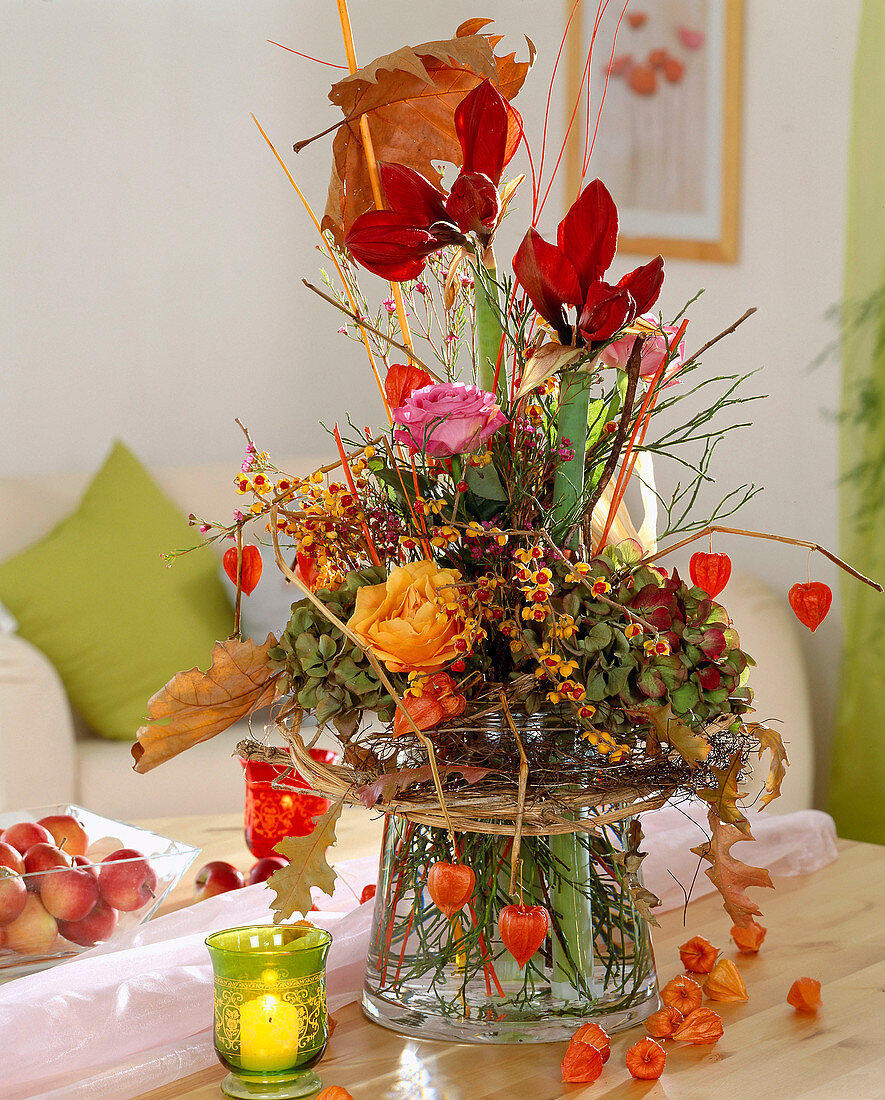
[362,806,659,1043]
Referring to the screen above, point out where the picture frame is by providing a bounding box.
[567,0,743,262]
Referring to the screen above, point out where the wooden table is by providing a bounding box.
[134,813,885,1100]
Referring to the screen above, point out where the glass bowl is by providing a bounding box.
[0,803,200,981]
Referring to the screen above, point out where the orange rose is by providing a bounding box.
[347,561,463,673]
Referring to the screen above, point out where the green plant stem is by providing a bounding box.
[553,369,594,546]
[475,250,503,396]
[549,823,596,998]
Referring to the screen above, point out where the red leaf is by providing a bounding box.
[788,581,832,632]
[354,765,491,808]
[385,363,433,410]
[223,544,263,596]
[689,551,732,599]
[454,79,510,184]
[557,178,619,292]
[618,255,665,314]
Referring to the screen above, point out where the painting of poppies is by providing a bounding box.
[576,0,742,261]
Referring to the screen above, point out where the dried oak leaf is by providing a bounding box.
[131,634,280,773]
[321,21,533,242]
[269,802,343,922]
[696,751,750,834]
[747,722,790,808]
[354,764,491,808]
[691,810,773,928]
[645,703,710,767]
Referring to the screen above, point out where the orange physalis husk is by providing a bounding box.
[626,1037,667,1080]
[392,673,466,737]
[645,1006,684,1039]
[223,544,263,595]
[570,1022,611,1064]
[426,861,475,919]
[679,934,719,974]
[672,1006,724,1045]
[787,977,822,1012]
[703,958,749,1002]
[315,1088,354,1100]
[561,1040,604,1084]
[660,974,703,1015]
[731,919,767,953]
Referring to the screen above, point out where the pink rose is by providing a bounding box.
[600,315,686,385]
[393,383,508,458]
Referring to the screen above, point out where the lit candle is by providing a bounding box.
[238,993,301,1072]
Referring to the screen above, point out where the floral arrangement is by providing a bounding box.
[133,11,880,1046]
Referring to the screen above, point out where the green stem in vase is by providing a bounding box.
[474,249,503,396]
[552,369,594,546]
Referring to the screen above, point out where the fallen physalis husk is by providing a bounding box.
[731,919,767,953]
[672,1007,725,1044]
[570,1022,611,1063]
[315,1088,354,1100]
[661,974,704,1015]
[645,1006,684,1039]
[703,958,749,1002]
[561,1040,605,1083]
[787,977,822,1012]
[626,1037,667,1080]
[679,934,719,974]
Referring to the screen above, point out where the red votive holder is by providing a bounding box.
[241,749,338,859]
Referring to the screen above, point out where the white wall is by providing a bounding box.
[2,1,861,800]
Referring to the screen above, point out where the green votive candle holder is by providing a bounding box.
[205,923,333,1099]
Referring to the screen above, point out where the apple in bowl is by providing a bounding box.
[37,814,90,858]
[98,849,158,912]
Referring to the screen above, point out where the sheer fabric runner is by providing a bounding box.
[1,807,837,1099]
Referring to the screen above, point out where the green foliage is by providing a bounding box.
[267,567,396,728]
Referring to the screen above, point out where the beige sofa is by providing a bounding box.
[0,459,816,820]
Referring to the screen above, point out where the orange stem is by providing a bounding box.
[333,424,381,567]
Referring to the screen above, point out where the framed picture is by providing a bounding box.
[567,0,743,262]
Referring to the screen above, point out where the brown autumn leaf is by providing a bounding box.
[645,703,710,768]
[131,634,280,773]
[321,21,534,242]
[747,722,790,808]
[354,764,491,808]
[696,751,750,833]
[691,810,774,928]
[515,342,588,399]
[269,802,343,922]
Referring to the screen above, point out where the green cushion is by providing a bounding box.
[0,442,233,740]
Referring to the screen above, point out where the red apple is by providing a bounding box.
[247,857,287,885]
[194,860,245,900]
[0,841,25,874]
[24,843,72,873]
[39,866,100,922]
[0,868,27,924]
[37,814,89,858]
[72,855,100,880]
[5,894,58,954]
[2,821,53,855]
[57,897,118,947]
[98,849,158,912]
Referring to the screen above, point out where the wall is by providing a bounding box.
[1,1,861,802]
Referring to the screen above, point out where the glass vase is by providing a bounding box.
[361,711,659,1042]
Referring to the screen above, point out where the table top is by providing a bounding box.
[133,813,885,1100]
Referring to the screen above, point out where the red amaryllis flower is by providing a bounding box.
[346,80,520,281]
[513,179,664,346]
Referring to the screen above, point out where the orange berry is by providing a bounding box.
[561,1040,604,1083]
[626,1037,667,1080]
[731,919,767,953]
[672,1006,724,1045]
[570,1022,611,1063]
[660,974,703,1015]
[645,1006,684,1039]
[679,934,718,974]
[787,977,822,1012]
